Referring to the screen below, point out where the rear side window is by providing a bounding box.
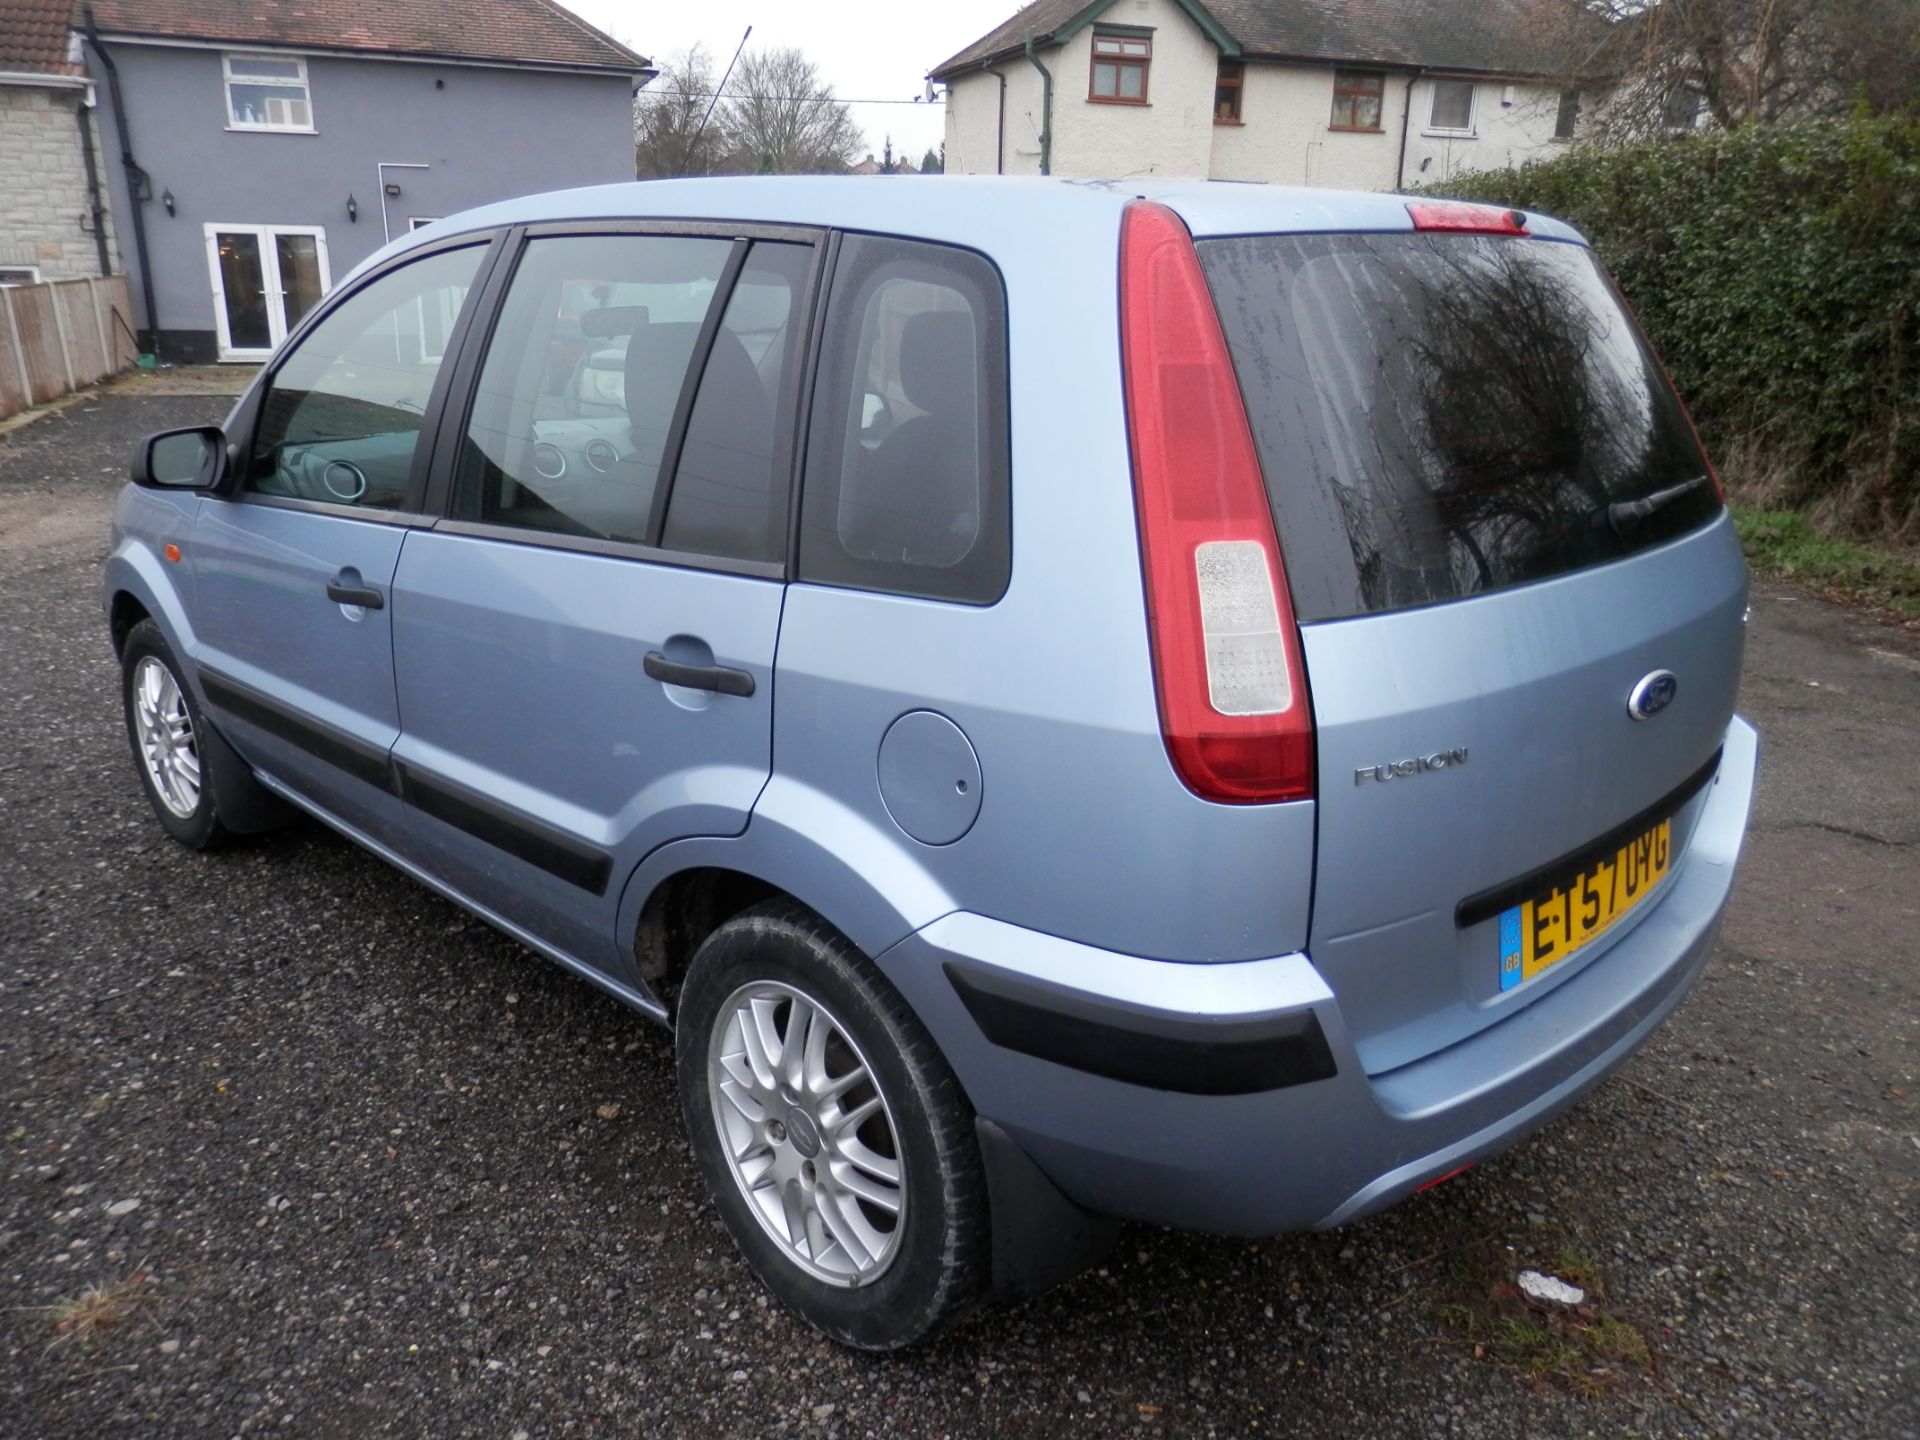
[1198,233,1721,621]
[799,235,1010,605]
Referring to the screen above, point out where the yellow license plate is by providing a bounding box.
[1498,819,1672,991]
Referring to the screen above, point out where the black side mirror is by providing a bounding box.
[133,426,227,490]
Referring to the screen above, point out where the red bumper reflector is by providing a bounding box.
[1407,202,1530,237]
[1415,1162,1476,1194]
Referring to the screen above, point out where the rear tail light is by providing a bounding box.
[1407,201,1530,236]
[1119,200,1314,804]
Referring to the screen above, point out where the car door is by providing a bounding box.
[387,226,819,978]
[190,238,494,844]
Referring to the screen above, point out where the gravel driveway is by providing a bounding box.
[3,391,1917,1439]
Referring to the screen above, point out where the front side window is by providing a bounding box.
[249,244,485,508]
[1330,70,1385,130]
[454,234,810,562]
[1215,61,1245,123]
[1428,79,1476,134]
[799,235,1009,605]
[224,54,313,131]
[1090,32,1151,103]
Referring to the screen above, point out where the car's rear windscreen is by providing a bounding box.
[1197,233,1723,622]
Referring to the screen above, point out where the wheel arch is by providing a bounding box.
[616,786,958,1019]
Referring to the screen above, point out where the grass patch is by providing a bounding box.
[1734,507,1920,621]
[1431,1239,1655,1395]
[38,1270,151,1351]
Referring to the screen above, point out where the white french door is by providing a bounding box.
[205,224,331,361]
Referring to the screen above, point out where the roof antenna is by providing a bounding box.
[684,25,751,177]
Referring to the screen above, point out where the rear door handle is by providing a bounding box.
[643,651,755,697]
[326,581,384,610]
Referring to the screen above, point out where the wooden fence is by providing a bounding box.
[0,274,139,423]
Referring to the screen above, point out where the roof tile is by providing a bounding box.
[932,0,1586,80]
[0,0,81,75]
[82,0,646,73]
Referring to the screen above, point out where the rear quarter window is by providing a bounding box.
[1198,233,1722,621]
[798,234,1010,605]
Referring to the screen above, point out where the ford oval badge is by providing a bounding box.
[1628,670,1679,721]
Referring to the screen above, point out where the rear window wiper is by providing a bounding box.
[1603,476,1712,535]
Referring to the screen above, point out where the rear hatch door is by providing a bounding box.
[1197,227,1746,1075]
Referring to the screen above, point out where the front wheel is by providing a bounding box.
[121,620,227,849]
[676,902,990,1350]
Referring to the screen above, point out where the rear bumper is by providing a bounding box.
[875,716,1758,1235]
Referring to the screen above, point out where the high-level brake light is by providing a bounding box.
[1407,201,1530,236]
[1119,200,1314,804]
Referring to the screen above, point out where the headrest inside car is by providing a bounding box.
[580,305,649,339]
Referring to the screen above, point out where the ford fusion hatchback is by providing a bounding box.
[105,178,1757,1351]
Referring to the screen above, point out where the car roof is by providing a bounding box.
[371,176,1586,285]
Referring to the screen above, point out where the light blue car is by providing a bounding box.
[105,177,1757,1350]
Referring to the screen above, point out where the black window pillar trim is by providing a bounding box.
[418,224,527,521]
[784,229,842,576]
[643,237,751,548]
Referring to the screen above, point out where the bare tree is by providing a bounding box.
[722,47,864,175]
[634,46,724,178]
[1530,0,1920,142]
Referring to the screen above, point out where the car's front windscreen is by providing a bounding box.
[1197,232,1723,622]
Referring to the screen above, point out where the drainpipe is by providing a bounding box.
[995,68,1007,175]
[1023,38,1053,176]
[76,86,112,277]
[1396,69,1422,191]
[82,8,158,358]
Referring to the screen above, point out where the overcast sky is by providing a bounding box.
[557,0,1023,163]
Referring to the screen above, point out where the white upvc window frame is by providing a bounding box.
[1424,78,1478,137]
[223,53,315,133]
[0,266,43,288]
[204,222,332,361]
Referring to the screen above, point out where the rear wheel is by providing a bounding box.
[676,901,990,1350]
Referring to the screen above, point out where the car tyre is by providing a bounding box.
[120,619,233,850]
[676,900,990,1351]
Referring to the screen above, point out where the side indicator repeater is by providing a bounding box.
[163,543,182,563]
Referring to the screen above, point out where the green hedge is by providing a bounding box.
[1419,118,1920,535]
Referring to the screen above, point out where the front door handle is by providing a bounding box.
[644,651,755,697]
[326,580,384,609]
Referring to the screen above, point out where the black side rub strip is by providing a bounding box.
[945,962,1338,1097]
[1455,747,1724,930]
[395,763,612,896]
[199,672,398,794]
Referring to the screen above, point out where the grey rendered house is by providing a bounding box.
[0,0,116,286]
[81,0,649,362]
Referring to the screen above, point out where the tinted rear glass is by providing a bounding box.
[1198,234,1721,622]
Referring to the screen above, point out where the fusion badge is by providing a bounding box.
[1354,748,1469,786]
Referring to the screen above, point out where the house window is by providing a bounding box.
[1428,79,1476,134]
[1554,89,1581,140]
[1090,31,1151,104]
[0,266,42,288]
[224,54,313,132]
[1663,83,1705,135]
[1330,70,1385,131]
[1215,61,1245,123]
